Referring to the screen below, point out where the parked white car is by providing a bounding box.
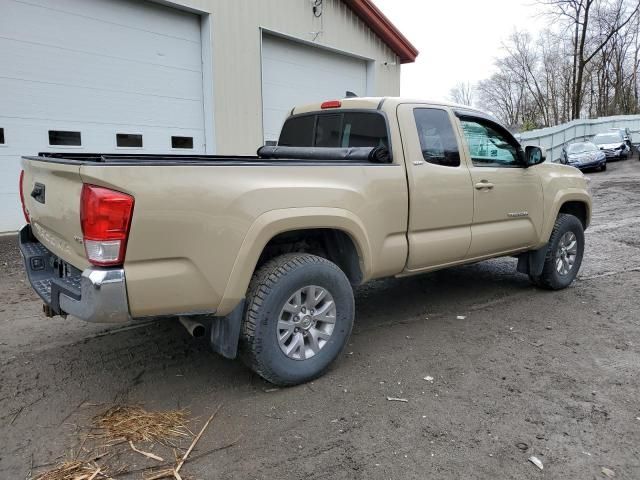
[609,127,633,148]
[592,132,630,160]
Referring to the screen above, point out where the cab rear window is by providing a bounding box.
[279,112,388,149]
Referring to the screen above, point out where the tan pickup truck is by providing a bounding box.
[19,97,591,385]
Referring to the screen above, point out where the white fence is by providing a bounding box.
[515,114,640,162]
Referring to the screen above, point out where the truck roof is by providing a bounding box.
[291,97,488,117]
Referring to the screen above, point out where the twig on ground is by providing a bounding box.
[129,441,164,462]
[30,461,104,480]
[59,396,89,427]
[144,468,175,480]
[113,435,241,478]
[11,406,24,425]
[174,404,222,475]
[74,433,89,461]
[87,467,101,480]
[25,452,33,480]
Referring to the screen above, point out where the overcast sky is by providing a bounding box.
[373,0,547,101]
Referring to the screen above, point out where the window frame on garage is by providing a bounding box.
[47,130,83,148]
[115,132,144,150]
[170,135,195,150]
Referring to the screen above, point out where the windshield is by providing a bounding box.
[593,133,621,144]
[567,142,598,154]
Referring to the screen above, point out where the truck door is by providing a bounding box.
[456,115,543,258]
[397,104,474,271]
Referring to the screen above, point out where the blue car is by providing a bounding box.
[560,142,607,171]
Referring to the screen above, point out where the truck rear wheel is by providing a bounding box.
[529,213,584,290]
[240,253,354,386]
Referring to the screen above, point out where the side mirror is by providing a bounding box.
[524,145,546,167]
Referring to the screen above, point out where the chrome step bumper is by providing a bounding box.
[19,225,131,323]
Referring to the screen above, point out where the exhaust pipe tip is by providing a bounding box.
[179,316,206,338]
[191,324,206,338]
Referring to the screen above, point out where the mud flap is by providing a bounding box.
[517,245,548,277]
[210,300,245,359]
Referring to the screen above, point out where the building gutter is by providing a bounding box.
[343,0,419,63]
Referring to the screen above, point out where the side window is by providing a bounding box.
[413,108,460,167]
[460,119,520,167]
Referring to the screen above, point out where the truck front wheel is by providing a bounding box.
[529,213,584,290]
[240,253,354,386]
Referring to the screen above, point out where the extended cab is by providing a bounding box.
[19,98,591,385]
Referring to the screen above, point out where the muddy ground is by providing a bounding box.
[1,157,639,479]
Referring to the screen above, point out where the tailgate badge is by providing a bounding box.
[74,235,84,244]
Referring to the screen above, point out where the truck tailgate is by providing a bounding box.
[21,159,89,270]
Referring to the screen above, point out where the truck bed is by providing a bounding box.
[21,147,408,318]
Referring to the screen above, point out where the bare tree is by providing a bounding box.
[449,82,475,106]
[540,0,640,118]
[477,0,640,128]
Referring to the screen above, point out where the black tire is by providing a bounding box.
[240,253,354,386]
[601,162,607,171]
[529,214,584,290]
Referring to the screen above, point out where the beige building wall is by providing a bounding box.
[162,0,402,154]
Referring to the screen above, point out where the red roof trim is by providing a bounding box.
[343,0,418,64]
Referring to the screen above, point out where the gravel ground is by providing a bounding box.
[1,156,639,479]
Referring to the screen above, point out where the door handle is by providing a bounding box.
[474,181,494,190]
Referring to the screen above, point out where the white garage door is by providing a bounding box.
[261,34,368,143]
[0,0,206,232]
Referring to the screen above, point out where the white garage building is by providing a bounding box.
[0,0,417,232]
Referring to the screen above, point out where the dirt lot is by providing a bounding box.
[1,157,639,479]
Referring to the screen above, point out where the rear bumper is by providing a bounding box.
[19,225,131,323]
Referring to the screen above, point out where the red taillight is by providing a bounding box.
[19,170,30,224]
[80,184,134,266]
[321,100,342,109]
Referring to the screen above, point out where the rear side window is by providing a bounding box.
[279,112,388,149]
[413,108,460,167]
